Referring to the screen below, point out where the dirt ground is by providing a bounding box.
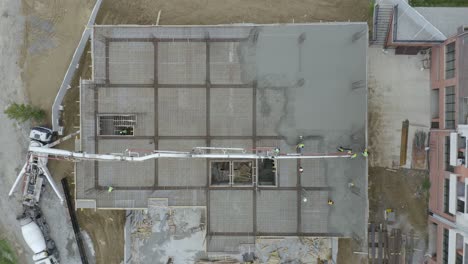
[367,167,430,263]
[368,167,428,233]
[96,0,369,25]
[338,238,368,264]
[18,0,370,263]
[76,209,126,264]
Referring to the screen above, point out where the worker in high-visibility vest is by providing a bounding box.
[274,147,280,155]
[328,199,334,205]
[108,186,113,193]
[337,146,352,152]
[362,148,369,157]
[297,143,305,150]
[350,153,357,159]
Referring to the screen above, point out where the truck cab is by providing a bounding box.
[29,127,54,144]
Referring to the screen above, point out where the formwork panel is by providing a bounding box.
[158,42,206,84]
[256,88,286,136]
[209,190,253,233]
[97,87,154,136]
[256,190,297,233]
[108,42,154,84]
[210,42,243,85]
[158,88,206,136]
[210,88,253,136]
[158,139,207,186]
[98,139,155,187]
[301,190,329,232]
[300,160,326,187]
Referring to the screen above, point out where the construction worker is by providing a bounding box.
[119,129,128,135]
[362,148,369,157]
[338,146,352,153]
[350,153,357,159]
[299,166,304,173]
[297,143,305,150]
[274,147,280,155]
[328,199,334,205]
[108,186,113,193]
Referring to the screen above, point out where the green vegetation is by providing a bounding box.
[422,177,431,192]
[409,0,468,7]
[368,0,375,39]
[4,103,45,123]
[0,239,17,264]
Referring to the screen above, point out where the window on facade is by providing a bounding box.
[444,178,453,215]
[445,86,455,129]
[443,228,449,264]
[445,42,455,79]
[445,136,454,172]
[457,199,465,213]
[456,252,463,264]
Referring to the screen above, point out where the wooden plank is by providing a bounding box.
[400,120,409,166]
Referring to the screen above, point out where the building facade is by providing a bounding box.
[428,26,468,264]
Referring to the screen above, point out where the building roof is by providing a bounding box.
[415,7,468,38]
[378,0,446,42]
[77,23,368,251]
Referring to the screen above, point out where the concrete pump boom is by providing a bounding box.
[28,146,352,161]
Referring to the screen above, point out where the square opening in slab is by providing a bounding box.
[210,160,253,186]
[233,161,253,185]
[258,159,277,186]
[210,161,230,186]
[98,114,136,136]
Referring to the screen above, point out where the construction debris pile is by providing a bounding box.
[128,203,206,264]
[255,237,333,264]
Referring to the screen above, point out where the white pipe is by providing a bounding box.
[8,162,28,197]
[40,165,65,204]
[29,146,351,161]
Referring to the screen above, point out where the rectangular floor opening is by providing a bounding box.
[258,158,277,186]
[98,114,136,136]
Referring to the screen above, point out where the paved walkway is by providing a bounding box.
[368,47,430,168]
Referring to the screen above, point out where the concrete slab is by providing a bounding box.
[256,87,287,136]
[83,25,368,246]
[98,139,155,187]
[256,190,297,233]
[158,42,206,84]
[108,41,154,84]
[207,236,254,253]
[210,88,253,136]
[300,190,329,233]
[158,139,207,187]
[209,190,253,233]
[158,88,206,136]
[368,47,430,168]
[210,42,243,84]
[211,139,253,150]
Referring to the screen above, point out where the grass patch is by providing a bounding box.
[409,0,468,7]
[368,0,375,39]
[0,239,17,264]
